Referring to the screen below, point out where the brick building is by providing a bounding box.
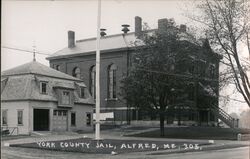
[47,16,228,126]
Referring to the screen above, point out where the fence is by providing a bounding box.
[1,127,19,136]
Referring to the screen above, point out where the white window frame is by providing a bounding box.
[80,87,85,98]
[86,112,91,126]
[2,109,8,125]
[61,91,70,105]
[71,112,76,126]
[40,81,48,94]
[17,110,23,125]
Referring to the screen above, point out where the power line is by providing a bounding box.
[1,46,51,56]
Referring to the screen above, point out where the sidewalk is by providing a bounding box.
[2,128,250,155]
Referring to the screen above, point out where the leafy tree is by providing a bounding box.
[189,0,250,107]
[121,21,202,136]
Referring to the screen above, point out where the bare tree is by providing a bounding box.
[189,0,250,107]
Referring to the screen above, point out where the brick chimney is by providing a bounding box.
[68,30,75,48]
[158,18,168,32]
[135,16,142,37]
[180,24,187,32]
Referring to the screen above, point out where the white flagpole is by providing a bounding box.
[95,0,101,140]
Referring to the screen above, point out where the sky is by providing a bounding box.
[1,0,249,114]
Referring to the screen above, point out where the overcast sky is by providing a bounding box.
[2,0,193,70]
[1,0,248,114]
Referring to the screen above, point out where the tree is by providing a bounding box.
[121,20,201,136]
[190,0,250,107]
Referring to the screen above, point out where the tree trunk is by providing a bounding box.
[160,112,165,137]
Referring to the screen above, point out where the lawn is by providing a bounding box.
[127,127,250,140]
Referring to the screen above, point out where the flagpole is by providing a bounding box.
[95,0,101,140]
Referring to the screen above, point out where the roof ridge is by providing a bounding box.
[76,32,135,43]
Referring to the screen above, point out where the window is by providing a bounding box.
[62,91,70,105]
[56,65,60,71]
[80,87,85,98]
[89,65,96,99]
[2,110,7,125]
[188,62,195,74]
[72,67,81,78]
[107,64,117,99]
[17,110,23,125]
[188,84,195,101]
[40,82,48,94]
[86,113,91,126]
[71,112,76,126]
[54,110,67,116]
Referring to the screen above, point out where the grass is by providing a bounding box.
[128,126,250,140]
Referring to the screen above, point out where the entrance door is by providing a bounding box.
[33,109,49,131]
[53,110,68,131]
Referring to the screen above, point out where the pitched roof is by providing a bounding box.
[1,61,95,105]
[46,29,198,60]
[2,61,81,81]
[47,32,138,60]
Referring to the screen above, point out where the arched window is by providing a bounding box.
[89,66,96,99]
[55,65,60,71]
[107,64,117,99]
[72,67,81,79]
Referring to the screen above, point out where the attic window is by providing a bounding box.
[40,82,48,94]
[62,91,70,105]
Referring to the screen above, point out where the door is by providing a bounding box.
[33,109,49,131]
[53,110,68,131]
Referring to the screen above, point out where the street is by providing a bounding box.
[1,145,250,159]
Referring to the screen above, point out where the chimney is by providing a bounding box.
[68,30,75,48]
[135,16,142,37]
[180,24,187,32]
[158,18,168,32]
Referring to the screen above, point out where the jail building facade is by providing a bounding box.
[47,16,226,126]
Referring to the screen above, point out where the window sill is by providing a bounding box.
[71,125,76,127]
[17,124,23,126]
[105,98,118,101]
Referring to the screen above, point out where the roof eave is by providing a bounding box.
[46,46,135,61]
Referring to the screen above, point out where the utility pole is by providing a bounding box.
[95,0,101,140]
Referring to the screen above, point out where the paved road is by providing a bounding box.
[2,145,250,159]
